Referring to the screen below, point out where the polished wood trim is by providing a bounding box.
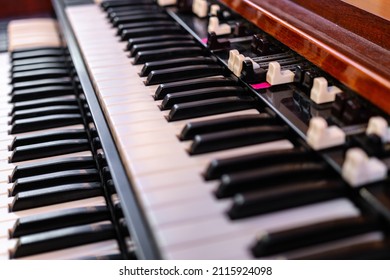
[291,0,390,49]
[341,0,390,21]
[220,0,390,114]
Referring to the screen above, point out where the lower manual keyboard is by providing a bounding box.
[0,18,131,260]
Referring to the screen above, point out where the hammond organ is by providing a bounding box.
[0,0,389,259]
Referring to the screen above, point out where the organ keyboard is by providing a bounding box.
[0,0,389,259]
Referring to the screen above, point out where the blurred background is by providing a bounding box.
[0,0,53,19]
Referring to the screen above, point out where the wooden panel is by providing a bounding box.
[341,0,390,21]
[0,0,53,18]
[220,0,390,114]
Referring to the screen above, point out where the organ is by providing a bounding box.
[0,0,389,259]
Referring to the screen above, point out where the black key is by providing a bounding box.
[257,57,303,69]
[229,179,346,219]
[77,253,124,260]
[11,56,68,67]
[109,7,162,21]
[12,62,67,73]
[102,0,155,10]
[146,64,223,85]
[215,162,330,198]
[11,49,65,61]
[293,240,390,260]
[9,129,87,150]
[204,148,312,180]
[10,105,80,123]
[127,34,193,50]
[113,13,170,27]
[11,85,75,102]
[130,40,197,57]
[167,96,257,121]
[342,99,369,124]
[9,139,90,162]
[140,56,216,77]
[11,69,69,83]
[180,113,277,141]
[118,218,129,236]
[331,92,348,118]
[10,156,95,182]
[107,4,159,15]
[134,46,204,64]
[301,70,320,93]
[9,138,89,163]
[12,77,73,91]
[10,169,100,195]
[121,26,184,41]
[160,86,245,110]
[252,216,378,257]
[293,64,310,85]
[118,21,176,36]
[189,125,289,155]
[10,114,83,134]
[10,182,103,211]
[10,95,78,115]
[11,205,109,237]
[154,76,238,100]
[10,221,115,258]
[11,46,62,54]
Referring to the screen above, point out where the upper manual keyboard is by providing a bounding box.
[64,1,390,260]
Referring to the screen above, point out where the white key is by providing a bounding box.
[8,18,62,51]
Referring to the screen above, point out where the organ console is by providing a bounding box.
[0,0,389,259]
